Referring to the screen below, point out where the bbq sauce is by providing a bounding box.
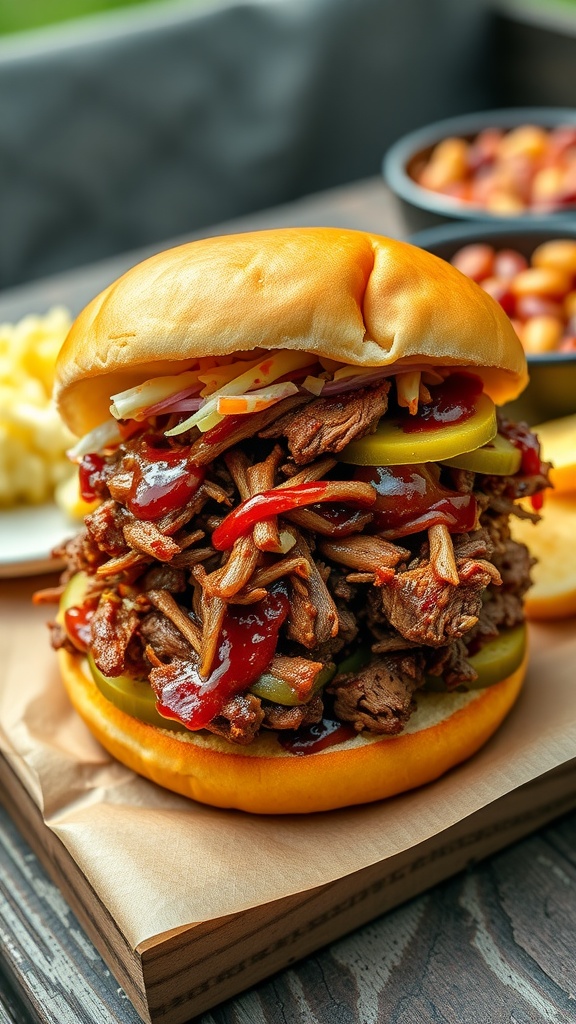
[125,437,205,520]
[154,585,291,729]
[494,420,547,510]
[64,600,98,652]
[79,453,109,502]
[307,504,372,536]
[278,716,356,755]
[354,464,477,536]
[398,373,483,433]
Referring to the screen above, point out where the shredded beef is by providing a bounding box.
[48,619,77,654]
[479,512,511,557]
[493,538,534,595]
[53,530,105,578]
[262,695,324,731]
[424,639,478,690]
[481,467,551,503]
[91,590,141,677]
[379,557,500,647]
[206,693,265,745]
[452,528,494,563]
[50,390,552,746]
[122,518,181,561]
[142,564,187,593]
[260,382,390,464]
[140,611,195,661]
[478,590,525,634]
[85,500,128,557]
[329,652,424,734]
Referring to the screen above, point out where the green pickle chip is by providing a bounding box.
[338,393,497,466]
[425,623,526,692]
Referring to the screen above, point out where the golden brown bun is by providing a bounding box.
[54,228,528,436]
[58,647,526,814]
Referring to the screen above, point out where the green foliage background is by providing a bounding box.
[0,0,573,36]
[0,0,175,36]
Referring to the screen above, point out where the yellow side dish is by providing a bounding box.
[0,306,75,507]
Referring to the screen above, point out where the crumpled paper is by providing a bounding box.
[1,574,575,949]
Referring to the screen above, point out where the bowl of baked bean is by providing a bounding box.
[408,219,576,424]
[383,108,576,234]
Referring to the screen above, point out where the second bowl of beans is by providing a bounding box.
[408,219,576,425]
[383,108,576,234]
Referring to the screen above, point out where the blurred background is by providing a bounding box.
[2,0,576,290]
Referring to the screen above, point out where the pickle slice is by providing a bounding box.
[59,571,89,616]
[441,433,521,476]
[425,624,526,691]
[338,393,497,466]
[88,654,187,732]
[250,663,336,706]
[334,646,371,676]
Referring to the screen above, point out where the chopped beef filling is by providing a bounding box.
[329,652,424,735]
[45,382,549,746]
[260,382,390,464]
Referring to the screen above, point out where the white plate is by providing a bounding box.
[0,503,74,577]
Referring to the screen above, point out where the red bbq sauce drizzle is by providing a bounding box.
[152,585,291,730]
[354,464,477,537]
[307,503,373,536]
[79,453,109,502]
[399,373,483,433]
[211,481,375,550]
[202,414,247,447]
[126,436,205,520]
[64,600,98,652]
[279,716,356,755]
[497,419,547,511]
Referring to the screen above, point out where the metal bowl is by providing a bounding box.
[382,107,576,236]
[408,218,576,426]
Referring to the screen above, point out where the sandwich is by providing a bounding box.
[39,227,549,813]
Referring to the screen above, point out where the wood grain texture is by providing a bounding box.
[2,801,576,1024]
[205,812,576,1024]
[0,805,140,1024]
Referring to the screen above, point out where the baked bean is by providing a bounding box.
[522,315,564,354]
[451,243,495,282]
[449,237,576,354]
[414,123,576,213]
[419,137,469,191]
[497,125,549,161]
[510,267,571,299]
[531,240,576,276]
[493,249,528,280]
[516,295,564,321]
[478,276,515,316]
[564,291,576,319]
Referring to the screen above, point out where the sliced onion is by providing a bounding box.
[66,419,123,461]
[319,367,397,395]
[319,364,442,396]
[140,388,204,419]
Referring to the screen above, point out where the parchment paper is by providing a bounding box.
[1,574,575,950]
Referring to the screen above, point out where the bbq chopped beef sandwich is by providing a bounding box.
[40,227,550,813]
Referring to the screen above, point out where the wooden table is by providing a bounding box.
[1,178,575,1024]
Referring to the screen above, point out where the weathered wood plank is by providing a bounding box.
[205,813,576,1024]
[0,805,140,1024]
[2,801,576,1024]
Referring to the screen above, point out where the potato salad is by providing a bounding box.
[0,307,75,507]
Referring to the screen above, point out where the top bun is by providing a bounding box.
[55,227,528,436]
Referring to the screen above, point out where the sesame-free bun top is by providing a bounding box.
[55,227,528,437]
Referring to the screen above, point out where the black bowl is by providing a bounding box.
[383,107,576,236]
[408,218,576,426]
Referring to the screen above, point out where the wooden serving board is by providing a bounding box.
[2,752,576,1024]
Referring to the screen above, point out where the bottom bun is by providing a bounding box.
[58,648,527,814]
